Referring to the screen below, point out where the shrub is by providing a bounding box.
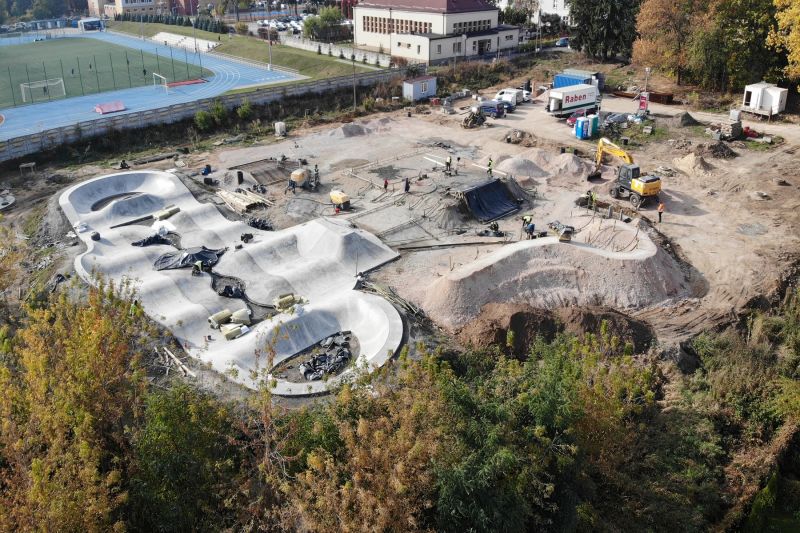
[234,21,248,35]
[209,100,227,125]
[317,44,322,54]
[236,99,253,121]
[194,110,214,131]
[339,50,345,59]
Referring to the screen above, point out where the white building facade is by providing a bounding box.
[353,0,520,64]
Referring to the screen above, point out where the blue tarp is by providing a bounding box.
[462,179,520,222]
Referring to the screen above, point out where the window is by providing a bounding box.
[437,44,441,54]
[417,44,420,54]
[421,81,428,92]
[505,34,514,40]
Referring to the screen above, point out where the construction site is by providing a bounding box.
[5,81,800,396]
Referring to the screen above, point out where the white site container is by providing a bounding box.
[742,82,788,116]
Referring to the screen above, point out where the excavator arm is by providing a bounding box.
[595,137,634,166]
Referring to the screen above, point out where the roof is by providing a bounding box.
[356,0,496,14]
[745,81,777,89]
[404,76,436,84]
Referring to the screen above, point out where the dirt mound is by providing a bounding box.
[695,141,737,159]
[555,306,654,352]
[458,303,559,355]
[673,153,714,176]
[457,302,655,356]
[422,233,691,331]
[672,112,700,127]
[497,157,548,177]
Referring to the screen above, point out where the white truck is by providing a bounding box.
[546,83,599,118]
[495,88,525,105]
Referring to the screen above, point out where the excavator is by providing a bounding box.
[461,106,486,129]
[588,138,662,208]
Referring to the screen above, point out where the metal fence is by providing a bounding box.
[0,66,416,163]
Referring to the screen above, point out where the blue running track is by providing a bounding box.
[0,31,299,141]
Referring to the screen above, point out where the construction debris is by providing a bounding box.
[299,331,352,380]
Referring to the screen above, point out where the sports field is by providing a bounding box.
[0,37,212,107]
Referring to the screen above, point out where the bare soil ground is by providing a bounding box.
[4,65,800,379]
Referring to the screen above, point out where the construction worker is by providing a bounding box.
[521,215,533,240]
[404,177,410,193]
[590,191,598,210]
[383,178,388,191]
[129,299,139,317]
[658,201,665,223]
[284,178,296,195]
[445,155,452,172]
[526,222,536,239]
[487,157,494,177]
[119,159,130,169]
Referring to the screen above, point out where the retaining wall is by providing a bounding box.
[0,66,414,163]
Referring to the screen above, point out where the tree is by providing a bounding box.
[126,385,240,531]
[30,0,61,19]
[634,0,695,84]
[770,0,800,79]
[568,0,641,59]
[0,281,151,531]
[715,0,784,89]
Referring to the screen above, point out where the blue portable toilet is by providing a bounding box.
[575,117,587,139]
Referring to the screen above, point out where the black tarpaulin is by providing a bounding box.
[132,234,172,247]
[153,246,226,271]
[462,179,520,222]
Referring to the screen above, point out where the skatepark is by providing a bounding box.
[59,170,403,395]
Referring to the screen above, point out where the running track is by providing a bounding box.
[0,31,300,141]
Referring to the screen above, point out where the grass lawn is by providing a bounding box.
[0,37,209,108]
[107,21,374,79]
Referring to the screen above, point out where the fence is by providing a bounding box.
[0,67,416,163]
[208,49,301,76]
[279,34,392,67]
[0,39,207,108]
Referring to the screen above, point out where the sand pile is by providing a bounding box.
[457,303,654,355]
[421,233,691,331]
[674,153,714,176]
[497,157,548,178]
[526,147,594,183]
[431,198,468,229]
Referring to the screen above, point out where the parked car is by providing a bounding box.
[555,37,569,47]
[478,101,505,119]
[602,112,628,126]
[566,108,590,126]
[490,99,516,113]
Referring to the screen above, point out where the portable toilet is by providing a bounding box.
[575,117,588,139]
[588,114,599,137]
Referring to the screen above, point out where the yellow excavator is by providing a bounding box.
[589,138,661,208]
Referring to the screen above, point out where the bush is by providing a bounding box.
[317,44,322,54]
[234,21,248,35]
[194,110,214,131]
[236,99,253,121]
[209,100,227,126]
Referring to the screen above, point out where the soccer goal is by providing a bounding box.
[153,72,169,94]
[20,78,65,103]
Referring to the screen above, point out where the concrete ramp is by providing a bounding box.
[59,170,403,395]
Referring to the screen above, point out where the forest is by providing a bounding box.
[0,257,798,530]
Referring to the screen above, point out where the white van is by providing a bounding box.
[495,88,524,105]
